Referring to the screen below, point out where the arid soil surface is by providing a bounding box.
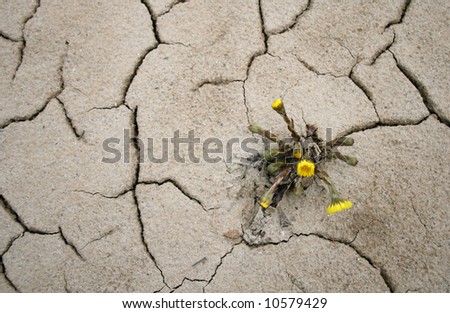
[1,0,449,292]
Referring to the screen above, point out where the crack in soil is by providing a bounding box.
[12,0,41,81]
[0,231,23,293]
[167,1,269,127]
[410,201,430,235]
[68,189,133,200]
[195,78,244,91]
[0,31,20,42]
[170,277,208,293]
[58,227,85,261]
[58,2,161,114]
[12,37,25,81]
[286,271,306,292]
[241,226,394,292]
[140,0,161,43]
[1,40,67,129]
[240,0,277,125]
[306,227,395,292]
[388,50,449,127]
[131,107,141,189]
[258,0,268,50]
[369,30,395,65]
[0,196,68,292]
[0,256,19,292]
[335,39,357,61]
[303,233,393,292]
[345,241,395,292]
[340,113,431,138]
[138,179,207,212]
[0,195,27,234]
[55,97,85,139]
[132,189,170,290]
[87,45,185,113]
[79,228,117,251]
[0,195,61,236]
[202,242,241,291]
[157,0,189,18]
[384,0,412,29]
[1,229,85,292]
[63,273,71,293]
[273,0,312,36]
[0,100,49,129]
[129,106,169,291]
[242,82,251,125]
[118,43,159,111]
[154,285,168,293]
[290,52,328,76]
[349,66,381,122]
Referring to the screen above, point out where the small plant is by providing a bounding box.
[248,99,357,214]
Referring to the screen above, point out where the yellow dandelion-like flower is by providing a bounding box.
[271,98,284,111]
[326,199,353,215]
[297,159,315,177]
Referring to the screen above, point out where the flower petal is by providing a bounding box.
[326,199,353,214]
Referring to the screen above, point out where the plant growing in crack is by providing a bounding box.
[248,99,357,215]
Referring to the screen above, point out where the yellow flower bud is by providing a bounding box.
[271,98,284,111]
[293,145,302,159]
[259,194,272,209]
[271,98,286,115]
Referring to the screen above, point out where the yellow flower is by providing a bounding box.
[293,148,302,159]
[297,159,315,177]
[326,199,353,214]
[271,98,284,110]
[271,98,286,115]
[260,197,271,209]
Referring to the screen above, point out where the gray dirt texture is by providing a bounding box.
[0,0,449,292]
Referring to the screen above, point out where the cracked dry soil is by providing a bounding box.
[0,0,449,293]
